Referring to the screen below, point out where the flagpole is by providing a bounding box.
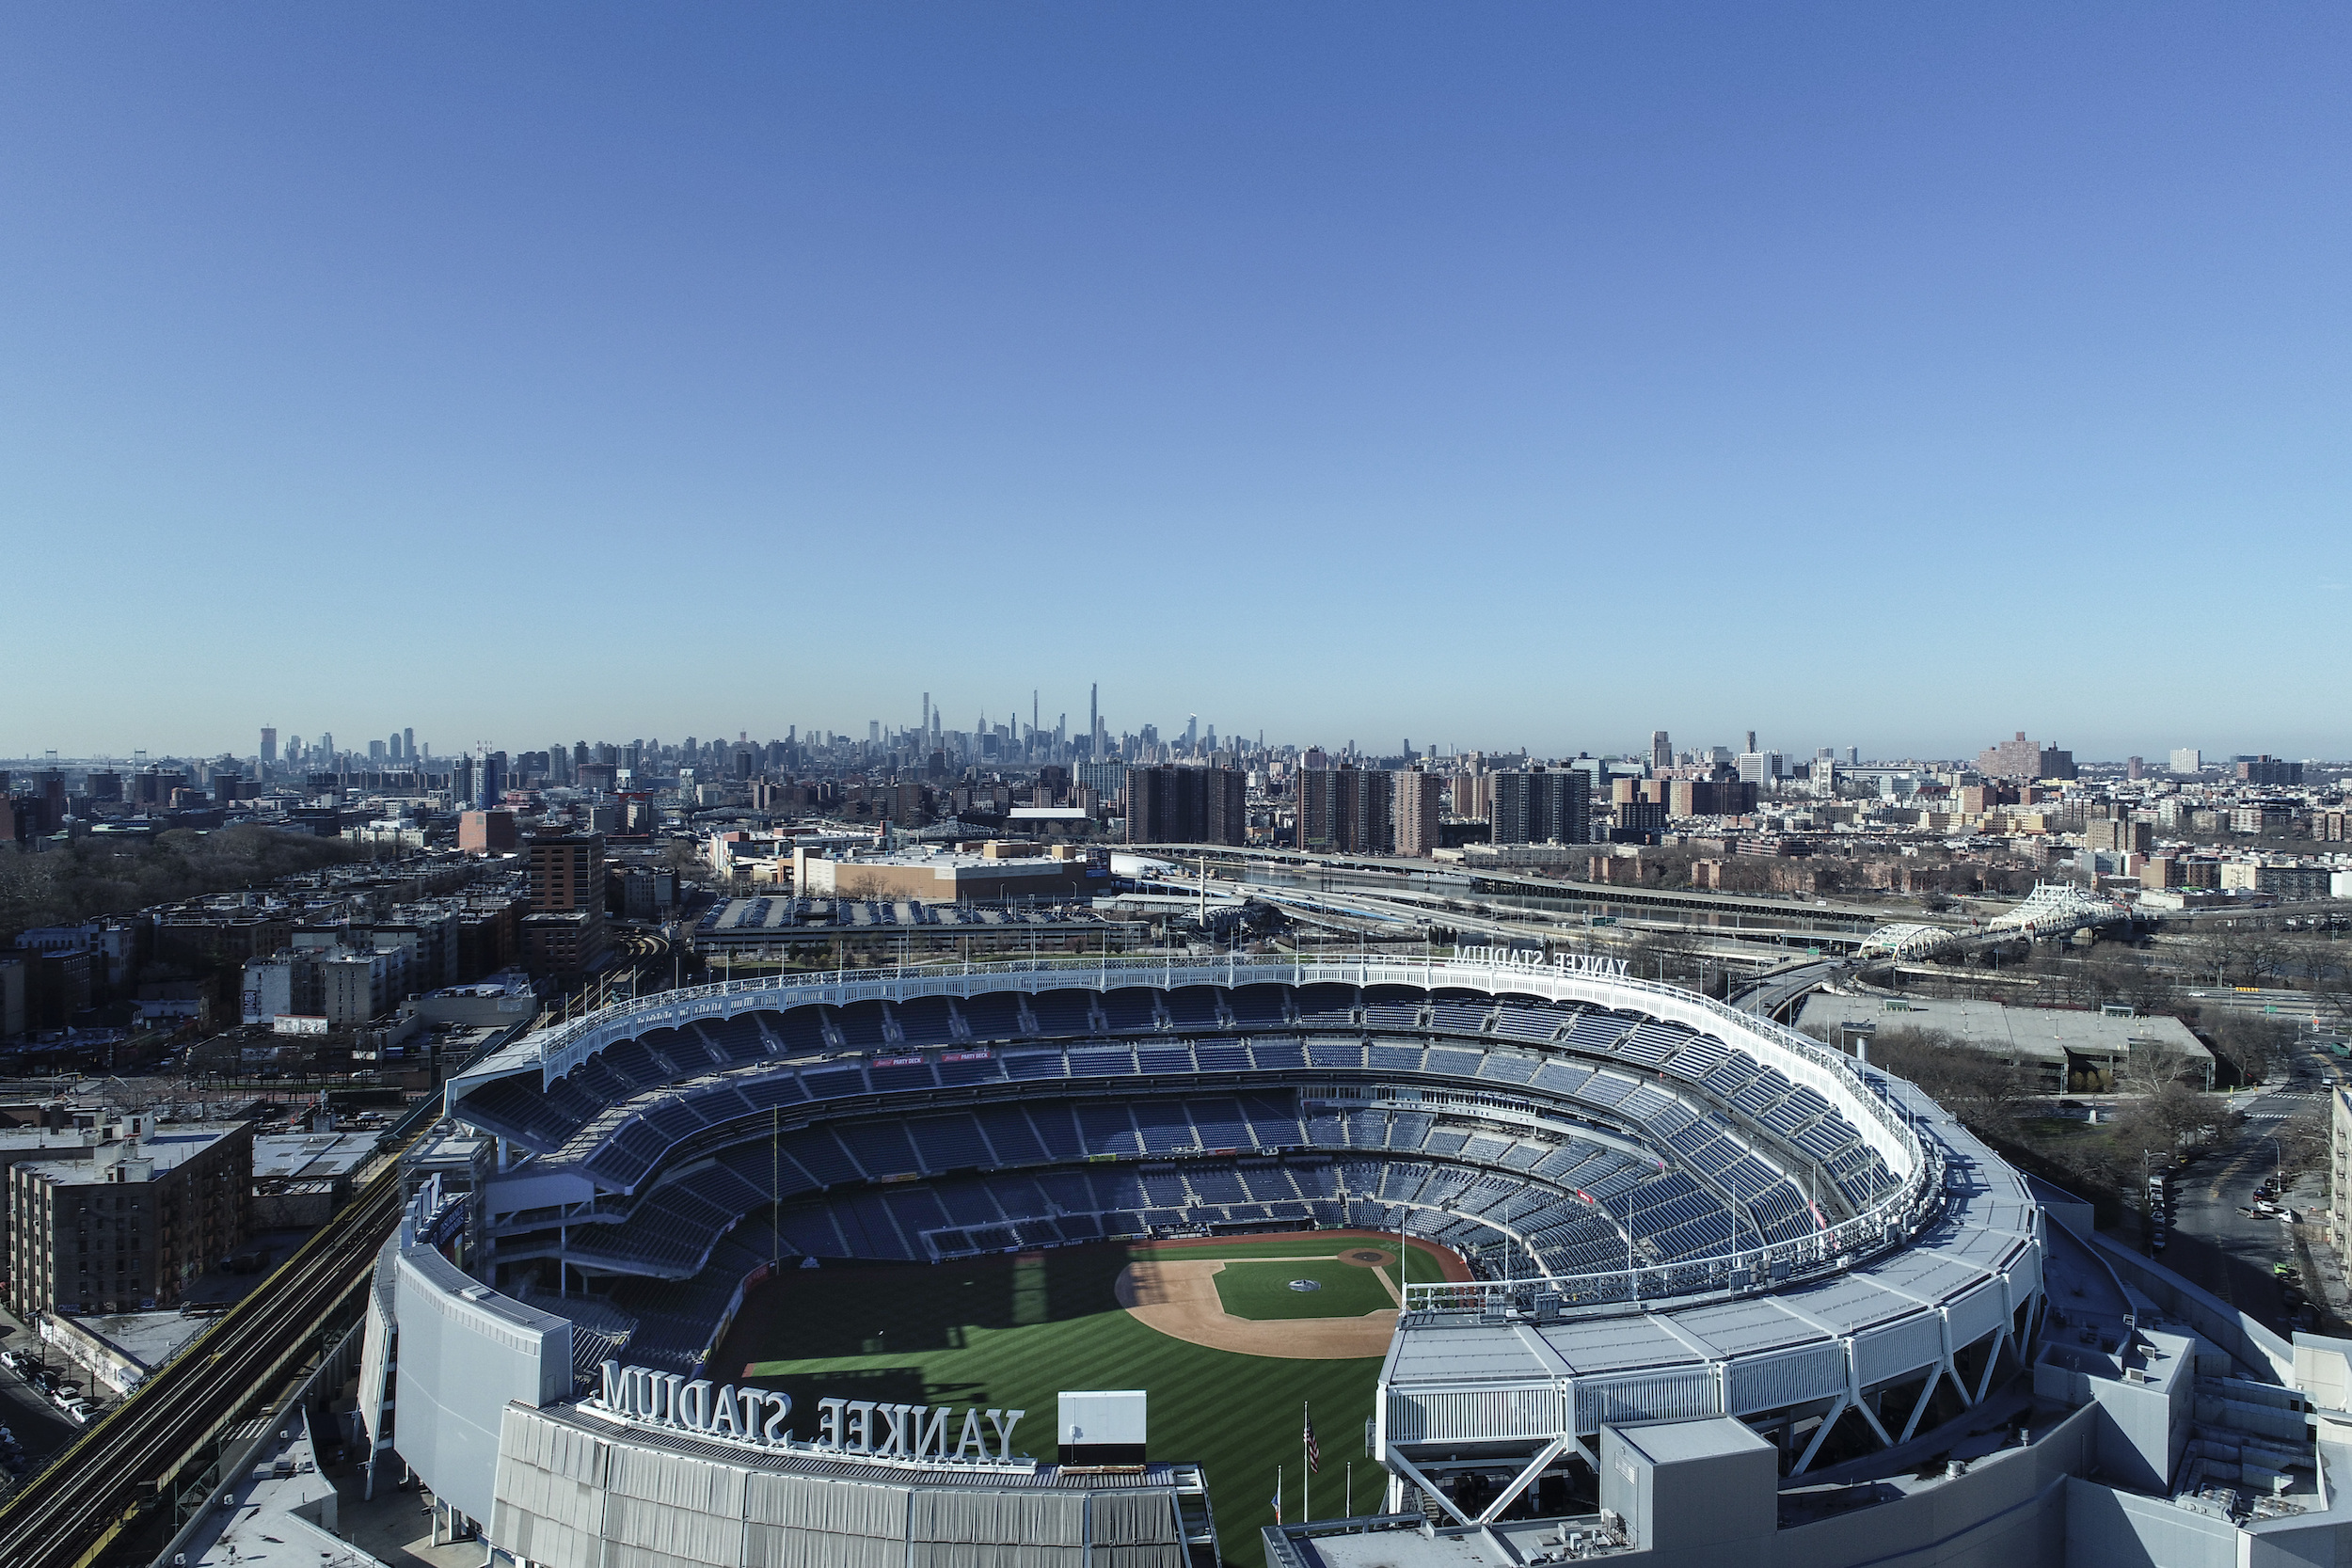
[1303,1401,1311,1523]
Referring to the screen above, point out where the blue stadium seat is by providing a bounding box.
[1164,987,1225,1030]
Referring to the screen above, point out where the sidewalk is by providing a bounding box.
[2288,1167,2349,1336]
[332,1475,486,1568]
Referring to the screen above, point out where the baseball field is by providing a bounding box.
[714,1229,1465,1567]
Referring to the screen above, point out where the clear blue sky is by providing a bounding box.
[5,5,2345,763]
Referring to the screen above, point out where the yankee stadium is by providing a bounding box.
[302,951,2352,1568]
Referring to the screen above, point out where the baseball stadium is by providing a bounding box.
[363,953,2352,1568]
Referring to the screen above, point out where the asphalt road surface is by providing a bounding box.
[0,1334,93,1497]
[2151,1042,2337,1338]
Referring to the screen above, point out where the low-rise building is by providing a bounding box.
[2220,862,2335,899]
[791,842,1108,903]
[1792,992,2212,1094]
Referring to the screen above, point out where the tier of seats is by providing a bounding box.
[549,1087,1826,1281]
[473,982,1902,1288]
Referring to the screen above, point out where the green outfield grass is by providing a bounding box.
[719,1232,1445,1567]
[1212,1258,1396,1320]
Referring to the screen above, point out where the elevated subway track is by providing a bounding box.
[0,1166,407,1568]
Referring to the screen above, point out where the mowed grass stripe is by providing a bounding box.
[722,1243,1391,1568]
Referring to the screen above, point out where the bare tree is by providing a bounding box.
[2114,1037,2201,1100]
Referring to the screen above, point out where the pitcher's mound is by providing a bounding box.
[1115,1259,1396,1359]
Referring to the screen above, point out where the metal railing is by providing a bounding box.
[1395,1138,1945,1315]
[494,954,1942,1307]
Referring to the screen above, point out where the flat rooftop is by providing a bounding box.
[1793,991,2213,1065]
[253,1129,381,1181]
[11,1123,247,1186]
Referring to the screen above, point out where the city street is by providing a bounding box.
[2150,1038,2339,1337]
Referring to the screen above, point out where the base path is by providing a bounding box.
[1115,1259,1396,1358]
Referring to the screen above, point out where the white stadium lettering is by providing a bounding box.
[591,1363,1017,1464]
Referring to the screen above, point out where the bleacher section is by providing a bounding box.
[468,981,1900,1290]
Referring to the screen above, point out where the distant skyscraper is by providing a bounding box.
[479,750,507,810]
[2169,747,2202,775]
[259,726,278,764]
[1649,731,1671,771]
[1744,730,1757,754]
[404,727,415,759]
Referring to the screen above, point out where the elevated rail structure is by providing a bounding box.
[0,1155,409,1568]
[1859,881,2128,964]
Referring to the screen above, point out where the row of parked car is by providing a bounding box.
[0,1350,93,1424]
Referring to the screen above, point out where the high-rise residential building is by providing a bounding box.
[1648,731,1671,771]
[1743,731,1757,755]
[2084,817,2153,856]
[2169,747,2201,775]
[1667,780,1758,816]
[522,832,609,981]
[1976,731,2075,782]
[259,726,278,764]
[1123,767,1245,846]
[528,832,604,913]
[1490,768,1588,847]
[1296,766,1395,855]
[1394,769,1441,858]
[2235,756,2304,787]
[1077,760,1127,806]
[1451,770,1492,822]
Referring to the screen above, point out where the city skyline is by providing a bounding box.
[5,6,2347,756]
[0,710,2338,771]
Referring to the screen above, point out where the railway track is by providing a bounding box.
[0,1163,407,1568]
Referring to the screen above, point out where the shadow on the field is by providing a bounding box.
[731,1246,1137,1359]
[752,1366,934,1409]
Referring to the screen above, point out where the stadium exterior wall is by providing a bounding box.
[393,1242,574,1526]
[489,1402,1201,1568]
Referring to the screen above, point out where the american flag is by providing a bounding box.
[1304,1408,1320,1473]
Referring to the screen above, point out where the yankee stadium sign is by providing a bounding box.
[1454,944,1631,978]
[589,1361,1029,1465]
